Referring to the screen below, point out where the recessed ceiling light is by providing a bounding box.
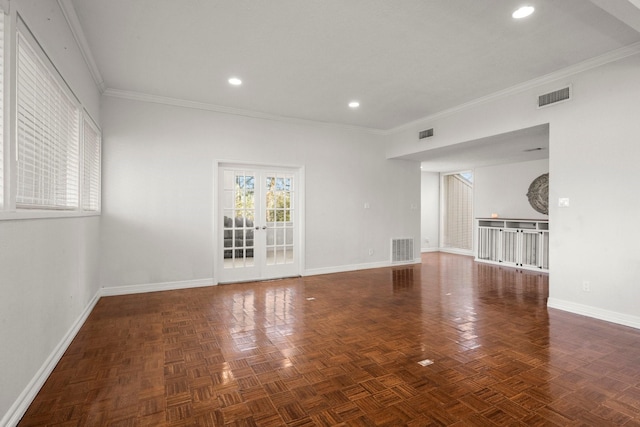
[228,77,242,86]
[512,5,535,19]
[348,101,360,108]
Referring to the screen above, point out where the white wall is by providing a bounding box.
[2,3,637,424]
[421,159,549,254]
[99,96,421,288]
[0,1,102,424]
[388,51,640,327]
[420,171,439,251]
[0,218,100,420]
[474,159,549,219]
[548,54,640,324]
[15,0,101,119]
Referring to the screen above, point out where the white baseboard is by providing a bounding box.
[100,278,216,296]
[305,258,421,277]
[10,259,445,426]
[547,298,640,330]
[438,247,474,256]
[2,278,216,426]
[14,273,639,427]
[421,248,439,253]
[1,291,101,427]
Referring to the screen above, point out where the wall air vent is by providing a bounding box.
[538,85,571,108]
[419,128,434,139]
[391,238,414,263]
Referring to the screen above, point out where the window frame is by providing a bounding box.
[0,12,101,220]
[81,112,101,213]
[0,5,6,211]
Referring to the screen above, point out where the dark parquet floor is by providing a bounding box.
[18,253,640,426]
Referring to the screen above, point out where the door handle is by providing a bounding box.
[255,226,268,230]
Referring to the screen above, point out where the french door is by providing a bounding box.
[218,164,300,283]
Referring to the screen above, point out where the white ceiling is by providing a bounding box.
[68,0,640,133]
[63,0,640,172]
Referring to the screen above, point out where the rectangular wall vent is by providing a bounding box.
[419,128,434,139]
[391,238,414,263]
[538,85,571,108]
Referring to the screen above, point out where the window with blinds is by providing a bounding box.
[82,116,101,211]
[7,17,101,215]
[16,29,81,209]
[0,10,4,209]
[442,172,473,251]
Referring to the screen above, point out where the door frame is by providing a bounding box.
[213,160,305,284]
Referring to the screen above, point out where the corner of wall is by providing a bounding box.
[1,290,101,427]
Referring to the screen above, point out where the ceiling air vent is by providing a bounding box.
[538,85,571,109]
[419,128,434,139]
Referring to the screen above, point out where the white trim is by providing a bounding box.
[297,168,306,275]
[5,273,640,427]
[212,161,220,285]
[387,41,640,134]
[0,210,100,221]
[2,277,214,427]
[439,247,474,257]
[56,0,105,92]
[547,298,640,330]
[1,4,8,210]
[214,161,305,284]
[100,278,216,297]
[6,15,102,217]
[103,88,386,135]
[304,258,421,277]
[99,43,640,136]
[421,248,439,253]
[0,291,101,427]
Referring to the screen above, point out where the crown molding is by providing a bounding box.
[100,39,639,136]
[386,41,640,135]
[57,0,105,93]
[103,88,387,135]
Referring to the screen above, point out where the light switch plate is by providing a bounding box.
[558,198,570,207]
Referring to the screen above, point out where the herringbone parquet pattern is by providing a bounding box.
[18,253,640,426]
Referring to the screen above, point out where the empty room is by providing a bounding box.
[2,0,640,426]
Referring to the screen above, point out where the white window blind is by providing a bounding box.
[443,173,473,250]
[16,29,80,209]
[82,116,101,211]
[0,10,5,208]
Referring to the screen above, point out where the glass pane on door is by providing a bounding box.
[265,173,294,266]
[223,170,256,269]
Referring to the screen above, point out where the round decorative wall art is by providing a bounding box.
[527,173,549,215]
